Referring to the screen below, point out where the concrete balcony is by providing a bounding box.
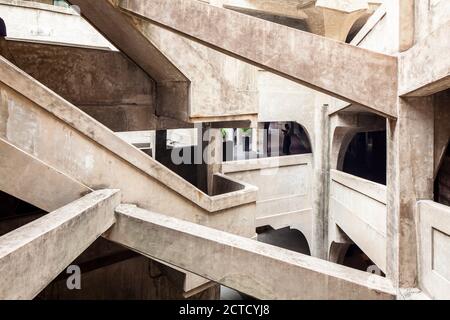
[222,154,313,246]
[329,169,387,272]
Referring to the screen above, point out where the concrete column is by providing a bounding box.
[311,104,330,259]
[251,126,258,154]
[386,97,434,288]
[204,124,223,195]
[149,130,156,158]
[257,122,268,157]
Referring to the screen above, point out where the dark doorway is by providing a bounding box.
[435,144,450,206]
[342,131,387,185]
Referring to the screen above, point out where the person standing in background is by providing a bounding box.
[282,123,292,156]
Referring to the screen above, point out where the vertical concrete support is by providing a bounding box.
[311,104,330,259]
[204,125,223,195]
[251,126,258,154]
[386,97,434,288]
[257,122,268,158]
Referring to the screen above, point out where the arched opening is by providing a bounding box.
[223,121,312,161]
[266,121,312,157]
[257,226,311,256]
[434,142,450,206]
[341,130,387,185]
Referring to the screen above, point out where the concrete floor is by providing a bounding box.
[220,226,310,300]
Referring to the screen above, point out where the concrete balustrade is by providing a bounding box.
[329,170,387,271]
[222,154,313,246]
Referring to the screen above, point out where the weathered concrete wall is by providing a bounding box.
[131,17,259,122]
[414,0,450,44]
[417,200,450,299]
[0,0,114,49]
[222,154,313,247]
[2,41,158,132]
[399,21,450,97]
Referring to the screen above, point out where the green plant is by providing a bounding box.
[240,128,252,135]
[220,128,228,140]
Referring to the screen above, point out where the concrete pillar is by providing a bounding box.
[149,130,156,158]
[257,122,268,157]
[251,126,258,154]
[204,124,222,195]
[311,104,330,259]
[386,97,434,288]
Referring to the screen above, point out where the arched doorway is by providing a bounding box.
[267,121,312,157]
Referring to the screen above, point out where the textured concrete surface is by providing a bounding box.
[0,189,120,299]
[222,154,313,247]
[399,21,450,97]
[0,0,114,49]
[67,0,190,123]
[119,0,398,117]
[0,137,91,212]
[108,204,396,300]
[329,170,387,271]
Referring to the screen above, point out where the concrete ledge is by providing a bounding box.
[0,0,77,15]
[330,170,386,204]
[108,204,396,300]
[222,154,312,173]
[0,189,120,299]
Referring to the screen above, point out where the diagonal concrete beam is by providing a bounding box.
[66,0,190,121]
[0,137,92,212]
[119,0,398,118]
[0,189,120,300]
[399,20,450,97]
[108,204,396,300]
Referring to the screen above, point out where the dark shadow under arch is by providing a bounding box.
[341,130,387,185]
[435,142,450,206]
